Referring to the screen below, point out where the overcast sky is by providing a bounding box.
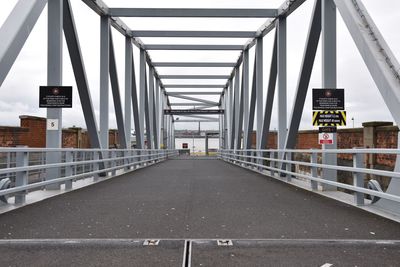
[0,0,399,132]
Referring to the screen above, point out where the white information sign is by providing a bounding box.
[47,119,59,131]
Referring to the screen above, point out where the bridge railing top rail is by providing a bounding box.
[221,148,400,155]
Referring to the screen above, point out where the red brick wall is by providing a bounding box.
[19,116,46,147]
[376,127,398,168]
[0,127,29,147]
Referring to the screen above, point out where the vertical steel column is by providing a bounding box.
[99,15,110,149]
[277,18,287,151]
[255,37,263,149]
[46,0,63,190]
[236,65,245,149]
[139,49,146,148]
[227,80,233,148]
[223,88,228,149]
[322,0,337,190]
[245,59,257,150]
[242,50,250,149]
[155,80,161,148]
[148,67,155,148]
[125,37,132,147]
[144,67,152,149]
[231,67,240,149]
[130,52,142,149]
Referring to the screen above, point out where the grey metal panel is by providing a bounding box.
[245,59,257,149]
[166,92,222,96]
[255,38,263,149]
[334,0,400,125]
[163,84,225,88]
[131,30,256,38]
[124,37,132,147]
[260,32,278,150]
[63,0,102,149]
[46,0,63,190]
[170,95,219,105]
[99,16,110,149]
[277,18,287,151]
[159,75,230,79]
[0,0,47,87]
[284,0,321,151]
[108,8,278,18]
[153,62,236,67]
[109,30,127,149]
[145,45,243,51]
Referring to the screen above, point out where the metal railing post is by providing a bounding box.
[286,151,292,182]
[353,150,365,205]
[310,152,318,190]
[15,150,28,205]
[270,151,275,176]
[111,150,117,176]
[93,151,100,181]
[65,151,73,190]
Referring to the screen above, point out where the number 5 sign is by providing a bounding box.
[47,119,59,131]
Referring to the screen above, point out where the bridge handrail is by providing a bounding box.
[218,149,400,205]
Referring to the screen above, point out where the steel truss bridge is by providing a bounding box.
[0,0,400,266]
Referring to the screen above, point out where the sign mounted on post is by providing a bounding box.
[313,111,346,126]
[39,86,72,108]
[318,126,336,145]
[312,88,344,110]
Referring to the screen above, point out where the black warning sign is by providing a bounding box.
[312,88,344,110]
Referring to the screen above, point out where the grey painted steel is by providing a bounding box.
[255,38,263,149]
[322,0,337,190]
[159,75,230,79]
[260,32,278,150]
[233,67,241,149]
[277,18,287,151]
[149,68,158,149]
[15,151,28,204]
[129,48,142,149]
[0,0,47,87]
[245,60,257,150]
[109,30,127,149]
[63,0,102,149]
[283,0,321,152]
[169,103,218,107]
[163,84,225,89]
[242,50,249,150]
[153,62,236,67]
[333,0,400,126]
[99,16,110,149]
[236,65,245,149]
[155,80,161,149]
[144,67,152,149]
[353,152,365,205]
[170,95,219,106]
[166,92,221,96]
[124,37,132,147]
[223,89,228,149]
[131,30,256,38]
[108,8,278,18]
[227,79,233,149]
[139,50,146,148]
[46,0,63,190]
[145,45,243,51]
[174,119,218,123]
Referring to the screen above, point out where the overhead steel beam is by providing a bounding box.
[145,45,243,50]
[159,75,230,79]
[166,91,222,96]
[109,30,128,149]
[0,0,47,87]
[63,0,102,150]
[334,0,400,125]
[130,30,256,38]
[170,95,219,105]
[108,8,278,18]
[169,103,218,107]
[180,115,219,120]
[283,0,321,152]
[153,62,236,67]
[174,119,219,123]
[163,84,225,88]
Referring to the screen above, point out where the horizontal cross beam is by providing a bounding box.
[174,119,219,123]
[130,30,256,38]
[169,103,218,106]
[153,62,236,67]
[108,8,278,18]
[166,92,222,95]
[163,84,226,88]
[159,75,230,79]
[165,109,224,115]
[145,44,243,50]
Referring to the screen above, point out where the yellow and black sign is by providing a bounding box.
[313,111,346,126]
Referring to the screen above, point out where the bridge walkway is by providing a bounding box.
[0,158,399,266]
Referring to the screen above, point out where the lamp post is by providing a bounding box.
[351,117,354,128]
